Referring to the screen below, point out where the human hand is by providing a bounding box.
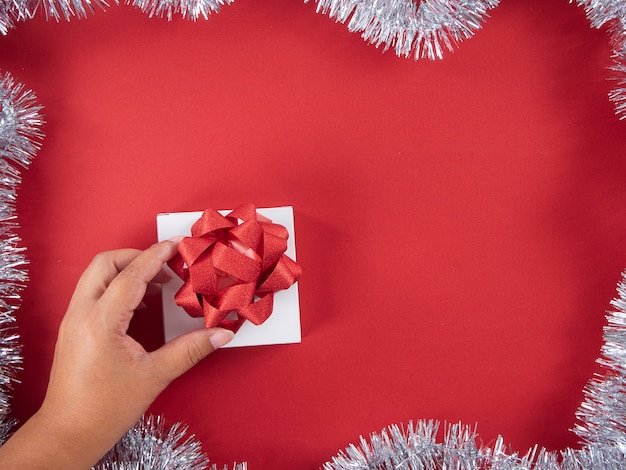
[0,240,234,469]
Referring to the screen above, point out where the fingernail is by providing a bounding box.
[168,236,185,243]
[209,329,235,350]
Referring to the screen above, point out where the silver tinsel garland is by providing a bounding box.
[93,415,247,470]
[573,0,626,119]
[39,0,112,22]
[575,275,626,451]
[305,0,500,60]
[0,2,15,35]
[0,71,42,444]
[609,40,626,119]
[0,0,229,30]
[129,0,231,21]
[0,313,20,445]
[608,17,626,120]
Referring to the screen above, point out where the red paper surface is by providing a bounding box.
[2,0,626,467]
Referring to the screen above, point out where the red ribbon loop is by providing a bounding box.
[168,204,302,333]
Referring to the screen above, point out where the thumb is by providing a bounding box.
[151,328,235,383]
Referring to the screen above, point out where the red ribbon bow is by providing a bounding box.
[168,203,302,333]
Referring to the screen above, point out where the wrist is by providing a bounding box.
[0,407,113,470]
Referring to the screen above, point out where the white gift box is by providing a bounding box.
[156,206,301,348]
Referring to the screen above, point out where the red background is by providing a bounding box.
[2,0,626,467]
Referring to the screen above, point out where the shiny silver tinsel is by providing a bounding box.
[0,0,34,35]
[0,0,231,33]
[574,272,626,451]
[93,416,208,470]
[0,313,20,445]
[0,71,42,443]
[607,17,626,120]
[93,415,247,470]
[0,0,113,34]
[325,423,626,469]
[37,0,112,22]
[573,0,626,119]
[306,0,500,60]
[572,0,626,29]
[0,73,43,166]
[325,272,626,469]
[128,0,231,21]
[0,1,16,35]
[609,42,626,119]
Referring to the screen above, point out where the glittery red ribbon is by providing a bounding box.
[168,203,302,333]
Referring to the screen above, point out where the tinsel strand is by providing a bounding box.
[0,312,19,444]
[571,0,626,29]
[93,416,209,470]
[574,271,626,450]
[0,1,16,35]
[0,71,42,442]
[0,72,43,168]
[324,423,626,468]
[305,0,500,60]
[0,0,112,34]
[93,415,247,470]
[607,18,626,119]
[127,0,231,21]
[0,0,231,33]
[37,0,113,23]
[572,0,626,119]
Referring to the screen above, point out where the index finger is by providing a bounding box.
[72,248,142,306]
[97,240,179,330]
